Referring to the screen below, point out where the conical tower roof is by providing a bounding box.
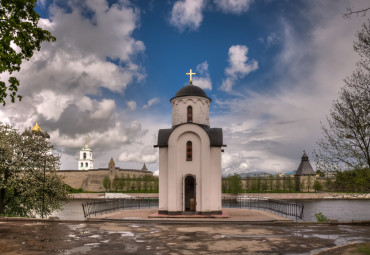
[295,151,316,176]
[141,163,148,171]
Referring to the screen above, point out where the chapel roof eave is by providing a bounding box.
[154,123,226,148]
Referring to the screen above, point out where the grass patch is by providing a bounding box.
[357,243,370,254]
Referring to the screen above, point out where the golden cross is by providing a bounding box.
[186,69,196,84]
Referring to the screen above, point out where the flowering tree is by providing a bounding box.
[0,123,68,217]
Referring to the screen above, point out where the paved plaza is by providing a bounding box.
[1,209,370,254]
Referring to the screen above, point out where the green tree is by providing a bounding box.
[0,123,68,217]
[294,176,301,192]
[228,174,243,195]
[316,170,325,177]
[315,20,370,173]
[313,180,323,193]
[103,176,110,192]
[112,175,119,191]
[0,0,56,106]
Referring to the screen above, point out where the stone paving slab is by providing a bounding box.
[1,219,370,254]
[89,208,292,222]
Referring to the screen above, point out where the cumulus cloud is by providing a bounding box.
[118,145,157,164]
[214,2,367,175]
[90,99,116,119]
[143,97,160,109]
[0,0,146,170]
[214,0,254,14]
[259,33,280,48]
[170,0,205,31]
[193,61,212,90]
[221,45,258,91]
[127,100,137,111]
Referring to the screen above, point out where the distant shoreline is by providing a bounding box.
[69,192,370,200]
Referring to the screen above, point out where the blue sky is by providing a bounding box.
[0,0,369,175]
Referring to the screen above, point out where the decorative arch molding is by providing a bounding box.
[169,125,210,148]
[172,97,210,107]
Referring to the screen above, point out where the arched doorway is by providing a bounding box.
[184,175,196,211]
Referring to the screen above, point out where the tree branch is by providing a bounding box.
[344,6,370,19]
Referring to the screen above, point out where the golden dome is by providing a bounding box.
[32,122,42,132]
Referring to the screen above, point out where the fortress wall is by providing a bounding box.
[57,169,154,192]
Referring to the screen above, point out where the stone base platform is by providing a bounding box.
[148,210,230,219]
[89,208,292,222]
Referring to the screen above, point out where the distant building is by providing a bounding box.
[295,151,316,176]
[78,139,94,170]
[58,158,153,191]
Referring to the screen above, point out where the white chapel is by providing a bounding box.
[155,70,225,215]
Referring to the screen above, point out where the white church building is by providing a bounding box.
[155,70,225,215]
[78,139,94,170]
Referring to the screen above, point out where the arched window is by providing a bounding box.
[85,162,88,167]
[186,141,192,161]
[83,152,86,159]
[80,162,83,167]
[187,106,193,122]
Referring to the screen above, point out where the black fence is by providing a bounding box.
[82,196,304,220]
[82,197,158,219]
[222,197,304,220]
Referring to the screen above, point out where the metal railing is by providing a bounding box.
[222,196,304,220]
[82,197,158,219]
[82,196,304,220]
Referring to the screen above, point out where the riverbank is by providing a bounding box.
[69,192,370,200]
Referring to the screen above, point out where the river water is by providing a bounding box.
[49,199,370,222]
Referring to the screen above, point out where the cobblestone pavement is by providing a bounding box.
[1,220,370,254]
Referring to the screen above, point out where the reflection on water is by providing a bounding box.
[47,199,370,222]
[297,199,370,222]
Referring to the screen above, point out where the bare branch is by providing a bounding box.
[344,6,370,19]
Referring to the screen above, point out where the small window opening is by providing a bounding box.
[187,106,193,122]
[186,141,192,161]
[83,152,86,159]
[80,162,83,167]
[85,162,88,167]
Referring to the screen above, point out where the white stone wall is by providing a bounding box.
[171,96,210,126]
[159,124,222,213]
[158,147,168,211]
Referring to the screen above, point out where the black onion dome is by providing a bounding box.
[171,84,211,102]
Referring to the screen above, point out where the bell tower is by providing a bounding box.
[78,138,94,170]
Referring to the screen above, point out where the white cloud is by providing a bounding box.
[0,0,147,170]
[142,97,160,109]
[170,0,205,31]
[221,45,258,91]
[214,0,254,15]
[259,33,280,48]
[193,61,212,90]
[214,2,368,175]
[127,100,137,111]
[118,145,157,164]
[90,99,116,119]
[35,90,71,121]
